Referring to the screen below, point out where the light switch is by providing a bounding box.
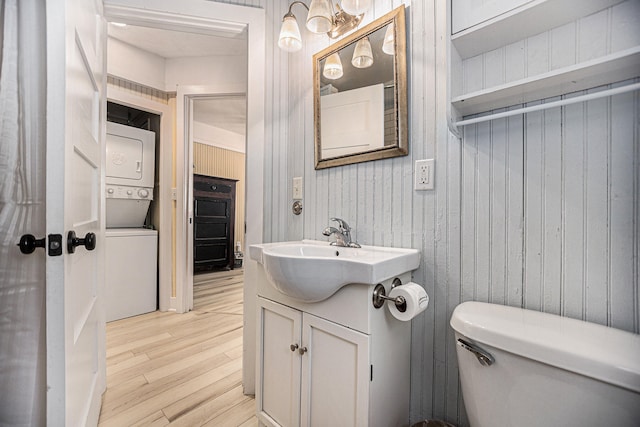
[293,177,303,199]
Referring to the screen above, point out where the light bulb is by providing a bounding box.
[340,0,372,16]
[351,37,373,68]
[278,15,302,52]
[323,53,343,79]
[382,23,395,55]
[306,0,333,34]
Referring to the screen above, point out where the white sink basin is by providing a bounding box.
[249,240,420,302]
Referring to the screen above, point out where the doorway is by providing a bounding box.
[192,96,247,274]
[103,0,265,394]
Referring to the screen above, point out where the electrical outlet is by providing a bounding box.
[415,159,435,190]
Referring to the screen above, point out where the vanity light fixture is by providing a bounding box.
[351,36,373,68]
[340,0,372,16]
[307,0,333,33]
[382,22,395,55]
[278,1,369,52]
[278,13,304,52]
[322,52,343,79]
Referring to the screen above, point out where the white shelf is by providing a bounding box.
[452,47,640,117]
[451,0,625,59]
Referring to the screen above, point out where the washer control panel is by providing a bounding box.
[105,185,153,200]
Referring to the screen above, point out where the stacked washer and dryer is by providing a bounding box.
[105,121,158,322]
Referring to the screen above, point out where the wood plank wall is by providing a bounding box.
[251,0,640,425]
[193,143,246,252]
[217,0,638,425]
[460,1,640,96]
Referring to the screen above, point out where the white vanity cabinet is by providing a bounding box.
[255,277,412,427]
[250,241,417,427]
[257,297,370,427]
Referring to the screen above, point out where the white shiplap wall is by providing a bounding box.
[237,0,640,425]
[212,0,301,242]
[459,1,640,96]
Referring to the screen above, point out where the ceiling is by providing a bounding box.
[107,23,248,135]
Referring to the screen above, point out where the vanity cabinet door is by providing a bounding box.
[300,313,370,427]
[257,298,302,427]
[257,298,370,427]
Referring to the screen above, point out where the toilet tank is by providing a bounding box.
[450,302,640,427]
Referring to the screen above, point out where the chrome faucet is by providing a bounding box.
[322,217,360,248]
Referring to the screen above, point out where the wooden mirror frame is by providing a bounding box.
[313,5,407,170]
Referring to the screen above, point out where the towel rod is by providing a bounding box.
[454,82,640,128]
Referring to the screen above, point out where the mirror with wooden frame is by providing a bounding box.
[313,5,407,170]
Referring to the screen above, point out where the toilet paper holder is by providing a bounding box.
[372,279,407,312]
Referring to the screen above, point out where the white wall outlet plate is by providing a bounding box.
[415,159,435,190]
[293,176,303,199]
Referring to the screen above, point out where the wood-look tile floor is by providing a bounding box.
[98,269,257,427]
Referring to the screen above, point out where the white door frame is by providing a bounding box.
[103,0,265,393]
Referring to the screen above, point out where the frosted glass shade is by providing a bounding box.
[323,53,343,79]
[340,0,372,15]
[306,0,333,34]
[351,37,373,68]
[278,15,302,52]
[382,23,395,55]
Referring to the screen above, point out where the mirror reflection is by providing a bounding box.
[313,5,407,169]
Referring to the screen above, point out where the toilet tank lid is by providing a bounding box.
[450,302,640,393]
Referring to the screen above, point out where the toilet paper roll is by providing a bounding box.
[388,282,429,321]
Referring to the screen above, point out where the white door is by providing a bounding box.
[301,313,370,427]
[45,0,106,425]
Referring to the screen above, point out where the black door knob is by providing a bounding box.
[67,231,97,253]
[17,234,46,254]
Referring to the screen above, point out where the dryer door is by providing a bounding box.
[106,122,155,188]
[106,132,143,180]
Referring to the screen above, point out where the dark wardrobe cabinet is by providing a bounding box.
[193,174,237,273]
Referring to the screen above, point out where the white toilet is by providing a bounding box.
[450,302,640,427]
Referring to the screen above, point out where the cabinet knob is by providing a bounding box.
[290,344,299,352]
[298,346,308,355]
